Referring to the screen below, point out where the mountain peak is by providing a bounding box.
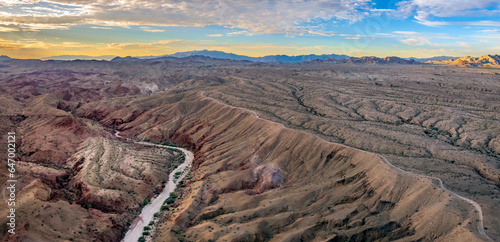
[0,55,12,61]
[142,50,350,63]
[427,54,500,67]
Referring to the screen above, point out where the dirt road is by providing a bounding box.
[377,155,492,241]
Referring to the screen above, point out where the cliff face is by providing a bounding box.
[77,92,481,241]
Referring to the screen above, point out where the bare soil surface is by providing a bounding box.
[0,58,498,241]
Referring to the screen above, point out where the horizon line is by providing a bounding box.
[4,49,498,61]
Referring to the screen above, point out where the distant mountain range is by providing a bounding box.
[112,50,350,63]
[41,55,117,61]
[11,51,500,67]
[310,56,417,65]
[409,56,459,62]
[426,54,500,67]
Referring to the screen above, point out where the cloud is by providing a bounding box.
[0,0,40,6]
[139,27,164,32]
[395,0,500,27]
[390,31,455,46]
[401,38,429,46]
[464,21,500,27]
[90,26,112,29]
[0,26,17,32]
[305,30,335,37]
[0,0,374,34]
[227,30,253,36]
[456,41,470,47]
[207,34,223,37]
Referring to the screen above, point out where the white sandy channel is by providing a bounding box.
[115,132,194,242]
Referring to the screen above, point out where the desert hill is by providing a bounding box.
[0,57,498,241]
[77,92,481,241]
[427,54,500,67]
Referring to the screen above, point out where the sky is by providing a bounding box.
[0,0,499,59]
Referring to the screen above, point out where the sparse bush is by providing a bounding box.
[165,197,175,204]
[174,171,182,179]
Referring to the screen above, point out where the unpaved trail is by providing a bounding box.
[377,155,493,242]
[115,132,194,242]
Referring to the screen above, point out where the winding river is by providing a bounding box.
[115,132,194,242]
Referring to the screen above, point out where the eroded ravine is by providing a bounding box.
[115,131,195,242]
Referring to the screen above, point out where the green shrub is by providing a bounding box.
[165,197,175,204]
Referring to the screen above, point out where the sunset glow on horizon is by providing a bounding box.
[0,0,499,59]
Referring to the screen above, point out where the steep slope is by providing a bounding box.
[77,92,483,241]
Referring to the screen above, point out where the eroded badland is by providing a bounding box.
[0,57,499,241]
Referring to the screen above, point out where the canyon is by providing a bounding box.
[0,57,498,241]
